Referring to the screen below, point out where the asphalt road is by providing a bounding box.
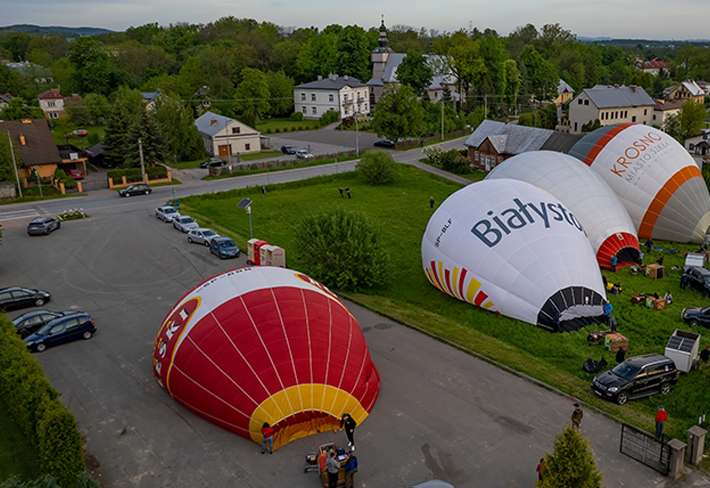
[1,136,708,488]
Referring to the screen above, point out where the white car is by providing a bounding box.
[155,206,180,223]
[187,228,220,246]
[172,215,199,233]
[296,150,313,160]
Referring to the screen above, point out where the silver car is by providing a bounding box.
[173,216,199,233]
[187,228,220,246]
[155,206,180,223]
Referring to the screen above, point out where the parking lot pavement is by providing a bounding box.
[2,205,709,488]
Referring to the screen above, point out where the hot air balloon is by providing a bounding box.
[422,179,607,332]
[152,266,380,449]
[569,123,710,243]
[486,151,640,270]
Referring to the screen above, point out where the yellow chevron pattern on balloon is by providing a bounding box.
[424,260,495,310]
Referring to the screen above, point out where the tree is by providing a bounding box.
[0,97,44,120]
[296,33,338,82]
[334,25,371,82]
[680,100,707,140]
[102,87,143,167]
[663,113,681,141]
[0,130,21,183]
[518,45,558,103]
[265,71,294,117]
[396,51,433,97]
[355,151,399,185]
[503,59,521,104]
[537,426,602,488]
[234,68,270,128]
[372,84,426,143]
[124,108,167,168]
[294,208,391,291]
[153,94,205,162]
[69,37,123,96]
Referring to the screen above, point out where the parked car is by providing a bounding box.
[681,306,710,328]
[27,217,61,235]
[591,353,679,405]
[119,183,152,197]
[68,169,84,180]
[187,228,220,246]
[280,145,296,154]
[12,310,70,338]
[0,287,51,311]
[67,129,88,137]
[199,158,227,168]
[155,206,180,223]
[173,215,199,233]
[209,237,240,259]
[373,139,395,149]
[23,312,96,352]
[686,266,710,297]
[296,150,313,160]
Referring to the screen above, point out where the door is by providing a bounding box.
[45,322,66,348]
[63,317,83,342]
[218,145,231,157]
[11,290,32,309]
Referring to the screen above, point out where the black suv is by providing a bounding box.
[686,266,710,297]
[591,354,679,405]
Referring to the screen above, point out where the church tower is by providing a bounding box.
[371,17,393,81]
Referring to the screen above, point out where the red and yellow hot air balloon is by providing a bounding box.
[152,266,380,449]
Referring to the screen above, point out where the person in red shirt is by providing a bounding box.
[261,422,274,454]
[655,406,668,441]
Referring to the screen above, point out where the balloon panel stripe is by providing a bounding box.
[638,166,702,238]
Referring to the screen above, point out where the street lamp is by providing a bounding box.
[238,198,253,239]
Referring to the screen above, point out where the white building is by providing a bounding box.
[568,85,654,134]
[194,111,260,159]
[294,74,369,120]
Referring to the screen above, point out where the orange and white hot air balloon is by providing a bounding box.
[152,266,380,449]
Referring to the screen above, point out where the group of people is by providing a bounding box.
[338,187,352,199]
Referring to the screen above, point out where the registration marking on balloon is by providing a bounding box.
[425,260,496,310]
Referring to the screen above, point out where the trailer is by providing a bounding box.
[665,329,701,373]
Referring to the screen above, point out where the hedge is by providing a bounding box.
[0,316,85,488]
[106,166,168,185]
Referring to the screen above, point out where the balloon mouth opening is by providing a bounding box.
[537,286,606,333]
[268,411,341,449]
[597,233,640,270]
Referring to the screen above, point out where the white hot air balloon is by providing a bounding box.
[422,179,607,332]
[486,151,640,270]
[569,123,710,243]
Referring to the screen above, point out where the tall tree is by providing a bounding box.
[396,51,433,97]
[517,45,558,102]
[124,108,166,168]
[296,33,338,82]
[265,71,294,117]
[537,426,602,488]
[680,99,707,140]
[153,94,205,162]
[69,37,123,96]
[0,97,44,120]
[234,67,270,128]
[334,25,371,82]
[102,87,143,167]
[372,84,426,142]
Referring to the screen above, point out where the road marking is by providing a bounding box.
[0,208,41,221]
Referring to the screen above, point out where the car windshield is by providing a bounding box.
[35,323,53,336]
[164,208,177,214]
[611,362,641,380]
[182,217,195,224]
[203,230,217,237]
[217,240,235,248]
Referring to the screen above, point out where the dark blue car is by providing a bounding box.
[24,312,96,352]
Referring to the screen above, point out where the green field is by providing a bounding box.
[177,164,710,447]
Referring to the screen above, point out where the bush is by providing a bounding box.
[282,127,289,132]
[294,208,391,291]
[423,145,444,166]
[266,128,272,134]
[291,126,297,131]
[319,110,340,127]
[538,426,602,488]
[355,151,399,185]
[441,149,471,174]
[275,128,280,133]
[290,112,304,121]
[54,169,67,180]
[64,176,77,188]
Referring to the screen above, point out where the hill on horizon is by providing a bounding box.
[0,24,114,37]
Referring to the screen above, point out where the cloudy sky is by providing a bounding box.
[2,0,708,40]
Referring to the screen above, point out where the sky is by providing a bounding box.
[1,0,709,40]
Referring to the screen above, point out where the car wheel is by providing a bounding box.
[145,190,150,195]
[204,241,210,247]
[660,383,671,395]
[56,222,61,229]
[616,392,628,405]
[82,331,93,340]
[690,319,700,328]
[44,228,50,235]
[35,298,45,306]
[188,237,194,243]
[36,343,46,353]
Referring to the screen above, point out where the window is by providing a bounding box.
[245,144,250,151]
[312,107,317,115]
[48,101,56,107]
[644,109,647,115]
[311,94,316,101]
[49,113,58,119]
[624,111,628,118]
[584,99,589,105]
[343,94,348,101]
[578,99,583,105]
[11,290,28,298]
[632,115,637,122]
[329,94,334,102]
[653,114,656,120]
[690,143,696,151]
[301,93,305,101]
[65,318,79,330]
[302,107,306,114]
[574,122,578,132]
[232,127,240,134]
[474,151,479,162]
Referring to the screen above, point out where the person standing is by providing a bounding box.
[571,403,583,431]
[645,238,653,253]
[345,187,351,199]
[655,406,668,440]
[616,346,626,364]
[700,345,710,364]
[536,458,547,481]
[261,422,273,454]
[262,186,266,198]
[610,255,618,272]
[340,413,357,450]
[326,451,340,488]
[603,301,613,324]
[429,196,435,209]
[344,455,358,488]
[339,187,344,198]
[681,269,689,290]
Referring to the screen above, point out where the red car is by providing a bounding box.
[67,129,88,137]
[68,169,84,180]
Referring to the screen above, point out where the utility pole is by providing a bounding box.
[7,132,22,198]
[441,101,444,140]
[139,138,146,183]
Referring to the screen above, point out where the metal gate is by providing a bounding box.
[80,179,109,191]
[619,423,670,475]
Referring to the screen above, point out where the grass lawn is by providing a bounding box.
[256,118,320,133]
[165,165,710,446]
[0,396,40,480]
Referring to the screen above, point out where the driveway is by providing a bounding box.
[1,201,708,488]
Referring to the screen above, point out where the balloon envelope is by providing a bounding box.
[569,123,710,243]
[152,266,380,449]
[487,151,640,270]
[422,179,607,332]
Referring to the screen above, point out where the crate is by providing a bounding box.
[646,264,665,279]
[605,332,628,353]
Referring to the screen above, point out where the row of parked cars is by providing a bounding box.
[155,205,241,259]
[0,287,96,352]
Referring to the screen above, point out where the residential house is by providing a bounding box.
[0,93,12,110]
[652,99,682,129]
[663,79,705,104]
[463,120,582,171]
[36,89,82,119]
[3,61,53,84]
[685,128,710,156]
[57,144,88,176]
[0,119,62,179]
[194,111,260,159]
[568,85,654,134]
[642,58,668,76]
[366,20,457,107]
[142,89,162,111]
[294,74,369,120]
[554,80,575,106]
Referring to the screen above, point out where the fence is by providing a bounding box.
[210,149,371,177]
[619,423,671,475]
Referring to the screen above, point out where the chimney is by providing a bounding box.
[344,75,348,80]
[20,135,26,146]
[630,85,636,93]
[318,75,322,81]
[614,84,619,89]
[210,119,217,126]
